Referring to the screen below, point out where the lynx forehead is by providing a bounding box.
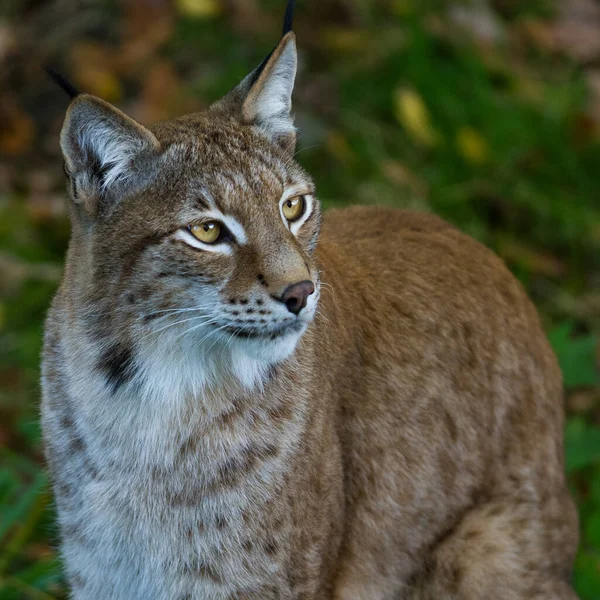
[41,1,578,599]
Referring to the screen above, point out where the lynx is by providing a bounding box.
[41,3,579,599]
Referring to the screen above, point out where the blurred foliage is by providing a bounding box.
[0,0,599,597]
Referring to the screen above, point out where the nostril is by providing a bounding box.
[285,298,298,313]
[280,280,315,315]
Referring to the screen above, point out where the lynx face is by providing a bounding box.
[109,121,320,367]
[60,33,321,390]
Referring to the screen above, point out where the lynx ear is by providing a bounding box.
[213,32,298,152]
[242,32,297,149]
[60,94,160,214]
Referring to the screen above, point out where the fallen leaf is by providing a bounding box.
[0,98,34,155]
[456,126,489,164]
[70,43,122,101]
[177,0,222,18]
[394,88,440,147]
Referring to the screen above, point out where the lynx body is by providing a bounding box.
[41,12,578,600]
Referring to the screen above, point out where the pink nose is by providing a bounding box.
[280,280,315,315]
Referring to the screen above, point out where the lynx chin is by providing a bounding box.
[41,2,579,599]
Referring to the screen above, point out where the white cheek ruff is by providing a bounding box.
[279,190,314,235]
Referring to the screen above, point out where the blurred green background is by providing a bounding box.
[0,0,599,597]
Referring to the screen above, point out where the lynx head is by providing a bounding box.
[57,19,321,393]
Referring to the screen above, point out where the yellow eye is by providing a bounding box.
[190,221,222,244]
[282,196,305,222]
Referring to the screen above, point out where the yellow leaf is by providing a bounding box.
[0,101,34,155]
[70,43,122,102]
[394,88,439,147]
[455,126,489,164]
[177,0,222,18]
[90,71,122,103]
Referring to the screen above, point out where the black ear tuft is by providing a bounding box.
[45,67,80,99]
[252,0,297,85]
[210,1,299,154]
[282,0,296,36]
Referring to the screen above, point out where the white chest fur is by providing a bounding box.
[49,333,307,600]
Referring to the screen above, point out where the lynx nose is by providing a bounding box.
[280,280,315,315]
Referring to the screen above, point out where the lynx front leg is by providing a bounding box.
[414,495,579,600]
[332,517,419,600]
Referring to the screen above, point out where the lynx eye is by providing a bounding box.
[282,196,305,222]
[189,221,222,244]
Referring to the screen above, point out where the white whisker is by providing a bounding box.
[138,313,220,342]
[170,317,225,344]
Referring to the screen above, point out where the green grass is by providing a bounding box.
[0,0,599,597]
